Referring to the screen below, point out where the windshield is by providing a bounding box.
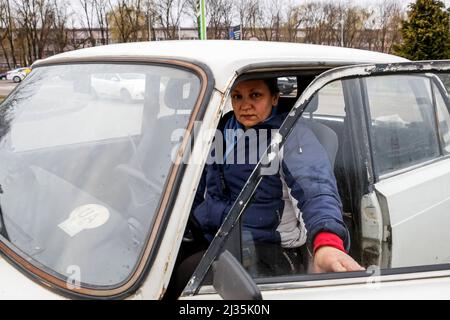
[120,73,145,80]
[0,63,201,288]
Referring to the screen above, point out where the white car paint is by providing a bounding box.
[375,158,450,268]
[188,269,450,300]
[91,73,145,101]
[0,254,63,300]
[37,40,408,94]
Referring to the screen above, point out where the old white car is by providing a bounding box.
[0,41,449,300]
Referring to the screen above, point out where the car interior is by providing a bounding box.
[276,70,366,267]
[185,69,368,283]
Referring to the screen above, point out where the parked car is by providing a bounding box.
[91,72,146,102]
[0,41,449,300]
[5,67,31,83]
[277,76,297,95]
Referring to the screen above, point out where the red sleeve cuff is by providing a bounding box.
[313,232,346,254]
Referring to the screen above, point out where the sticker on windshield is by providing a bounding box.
[58,204,110,237]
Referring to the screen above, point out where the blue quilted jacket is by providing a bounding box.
[191,111,349,250]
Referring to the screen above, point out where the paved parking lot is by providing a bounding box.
[0,80,18,98]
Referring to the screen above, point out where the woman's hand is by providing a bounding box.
[313,246,365,273]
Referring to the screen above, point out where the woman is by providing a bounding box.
[166,78,362,298]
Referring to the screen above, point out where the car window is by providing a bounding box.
[437,74,450,93]
[366,75,440,176]
[92,73,104,79]
[103,73,115,81]
[434,79,450,154]
[277,77,297,98]
[0,63,201,289]
[303,80,346,118]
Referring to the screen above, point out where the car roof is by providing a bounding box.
[36,40,408,90]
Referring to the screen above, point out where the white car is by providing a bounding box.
[6,67,29,83]
[0,41,449,300]
[91,72,146,102]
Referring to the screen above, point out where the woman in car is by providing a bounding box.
[167,77,363,298]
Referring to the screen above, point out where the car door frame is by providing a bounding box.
[362,67,450,269]
[183,60,450,300]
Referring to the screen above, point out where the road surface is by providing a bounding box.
[0,80,18,98]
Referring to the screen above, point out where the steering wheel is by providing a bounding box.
[183,214,208,245]
[114,163,208,246]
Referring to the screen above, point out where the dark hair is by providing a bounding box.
[233,77,280,96]
[262,78,280,96]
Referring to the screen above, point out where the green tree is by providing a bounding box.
[394,0,450,60]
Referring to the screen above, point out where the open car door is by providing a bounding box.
[182,60,450,300]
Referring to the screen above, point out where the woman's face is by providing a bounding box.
[231,79,279,128]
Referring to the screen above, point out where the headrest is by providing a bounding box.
[304,94,319,113]
[164,78,200,110]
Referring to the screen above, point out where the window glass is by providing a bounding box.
[434,79,450,154]
[366,75,440,175]
[277,77,297,97]
[0,63,200,288]
[304,80,346,118]
[437,74,450,93]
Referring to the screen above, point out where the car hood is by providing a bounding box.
[0,254,64,299]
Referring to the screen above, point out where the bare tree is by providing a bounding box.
[298,2,326,44]
[14,0,56,63]
[0,0,11,68]
[374,0,403,53]
[143,0,160,40]
[152,0,186,40]
[79,0,97,46]
[283,1,303,42]
[297,1,385,48]
[94,0,109,44]
[0,0,410,66]
[50,0,70,54]
[0,0,17,67]
[204,0,234,39]
[257,0,283,41]
[235,0,261,39]
[341,5,371,48]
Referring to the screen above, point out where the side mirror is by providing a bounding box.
[212,250,262,300]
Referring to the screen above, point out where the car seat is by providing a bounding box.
[302,95,339,168]
[112,76,200,243]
